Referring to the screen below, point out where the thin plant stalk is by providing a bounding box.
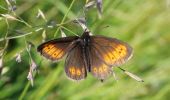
[54,0,76,37]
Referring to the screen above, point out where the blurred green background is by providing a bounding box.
[0,0,170,100]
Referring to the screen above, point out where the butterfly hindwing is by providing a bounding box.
[88,46,113,80]
[37,36,78,61]
[65,44,87,80]
[90,36,133,66]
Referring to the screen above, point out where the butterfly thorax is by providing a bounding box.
[80,31,91,47]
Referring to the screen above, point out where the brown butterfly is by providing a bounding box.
[37,31,133,81]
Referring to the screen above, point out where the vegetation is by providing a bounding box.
[0,0,170,99]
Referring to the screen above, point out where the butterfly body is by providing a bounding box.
[38,31,133,81]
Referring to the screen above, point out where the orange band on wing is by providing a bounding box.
[43,44,55,53]
[91,63,112,80]
[92,64,109,74]
[103,44,127,65]
[68,66,85,77]
[41,44,65,60]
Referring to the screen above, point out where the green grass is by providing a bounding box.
[0,0,170,100]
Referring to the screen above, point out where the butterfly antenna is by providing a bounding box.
[118,67,144,82]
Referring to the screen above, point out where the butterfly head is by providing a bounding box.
[82,30,90,37]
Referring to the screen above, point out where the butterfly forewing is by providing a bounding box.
[65,44,87,80]
[90,36,133,66]
[37,36,78,61]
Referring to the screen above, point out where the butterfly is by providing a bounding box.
[37,31,133,81]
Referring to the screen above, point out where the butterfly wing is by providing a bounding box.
[88,46,113,80]
[37,36,78,61]
[90,36,133,67]
[65,44,87,80]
